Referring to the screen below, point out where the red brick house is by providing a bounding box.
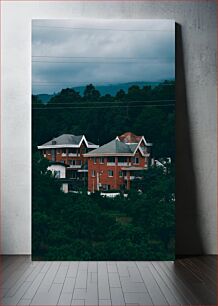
[37,134,99,186]
[84,132,152,192]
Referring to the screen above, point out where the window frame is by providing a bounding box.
[71,171,77,179]
[68,148,77,154]
[99,157,104,164]
[54,170,61,178]
[134,157,139,164]
[108,157,115,163]
[70,160,76,166]
[108,170,114,177]
[118,156,127,163]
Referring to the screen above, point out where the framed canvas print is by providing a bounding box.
[32,19,175,260]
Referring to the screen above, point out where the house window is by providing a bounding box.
[54,170,61,178]
[134,157,139,164]
[81,147,87,154]
[102,184,110,191]
[77,160,82,165]
[71,172,77,179]
[47,149,51,155]
[93,157,97,164]
[62,149,66,154]
[108,170,114,177]
[99,157,104,164]
[108,157,115,163]
[70,160,76,166]
[119,171,123,177]
[118,157,127,163]
[69,148,77,154]
[92,170,96,177]
[51,149,56,161]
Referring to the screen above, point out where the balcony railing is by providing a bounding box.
[60,153,81,157]
[69,165,82,169]
[124,175,136,181]
[124,175,143,180]
[68,153,79,157]
[118,162,129,166]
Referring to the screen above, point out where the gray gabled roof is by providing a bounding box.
[128,143,138,153]
[43,134,83,146]
[84,139,134,156]
[88,141,96,146]
[38,134,98,149]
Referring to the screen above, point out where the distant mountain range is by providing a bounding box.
[37,81,163,104]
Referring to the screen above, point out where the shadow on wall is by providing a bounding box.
[175,23,205,256]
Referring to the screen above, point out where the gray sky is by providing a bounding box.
[32,19,175,95]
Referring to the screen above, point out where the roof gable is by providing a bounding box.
[134,147,144,157]
[118,132,142,144]
[40,134,82,146]
[38,134,98,149]
[128,143,138,153]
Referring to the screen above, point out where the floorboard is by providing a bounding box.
[0,256,216,305]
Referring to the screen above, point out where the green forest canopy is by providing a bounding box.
[32,80,175,159]
[32,152,175,260]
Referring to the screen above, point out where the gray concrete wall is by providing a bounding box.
[1,1,217,255]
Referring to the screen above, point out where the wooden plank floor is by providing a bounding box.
[0,256,216,305]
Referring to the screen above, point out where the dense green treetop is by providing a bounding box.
[32,80,175,159]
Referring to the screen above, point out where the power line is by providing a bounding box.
[32,55,173,60]
[32,99,176,105]
[32,83,174,87]
[33,25,173,32]
[32,60,171,64]
[32,104,175,110]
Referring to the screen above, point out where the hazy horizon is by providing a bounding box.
[35,79,175,98]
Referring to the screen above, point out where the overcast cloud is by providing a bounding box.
[32,19,175,94]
